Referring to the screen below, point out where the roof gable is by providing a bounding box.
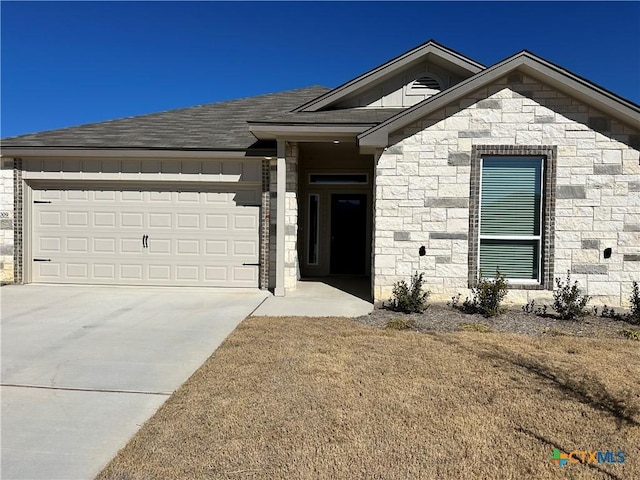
[359,51,640,148]
[294,40,485,112]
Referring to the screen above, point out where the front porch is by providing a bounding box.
[252,276,373,317]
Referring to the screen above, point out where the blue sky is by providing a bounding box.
[2,1,639,138]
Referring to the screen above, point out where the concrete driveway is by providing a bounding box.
[1,284,268,480]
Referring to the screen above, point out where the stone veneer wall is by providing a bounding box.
[284,142,300,290]
[374,73,640,307]
[0,159,15,283]
[268,142,300,292]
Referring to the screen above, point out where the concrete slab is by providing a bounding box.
[252,278,373,317]
[1,284,268,480]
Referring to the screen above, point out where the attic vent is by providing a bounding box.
[407,75,442,97]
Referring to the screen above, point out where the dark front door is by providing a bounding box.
[330,193,367,275]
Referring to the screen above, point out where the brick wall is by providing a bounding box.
[374,74,640,306]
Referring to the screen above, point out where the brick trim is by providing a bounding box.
[13,158,23,284]
[468,145,556,290]
[259,159,270,290]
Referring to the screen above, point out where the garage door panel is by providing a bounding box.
[93,264,116,279]
[94,212,116,227]
[205,214,228,229]
[176,240,200,255]
[66,263,89,279]
[121,212,144,228]
[94,238,116,254]
[148,265,171,280]
[67,212,89,227]
[149,191,172,202]
[31,185,260,287]
[39,211,62,227]
[120,264,144,280]
[67,190,89,201]
[234,214,258,230]
[149,213,172,228]
[204,266,227,282]
[121,238,143,254]
[177,213,199,228]
[205,240,228,255]
[66,237,89,253]
[232,266,259,283]
[147,239,171,254]
[233,241,257,256]
[120,191,143,202]
[35,262,61,279]
[39,237,61,252]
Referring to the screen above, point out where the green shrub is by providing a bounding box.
[385,318,418,330]
[628,282,640,325]
[471,270,508,317]
[522,300,548,316]
[386,272,430,314]
[553,271,590,320]
[619,329,640,341]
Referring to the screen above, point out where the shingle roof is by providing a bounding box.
[1,86,331,151]
[252,108,401,125]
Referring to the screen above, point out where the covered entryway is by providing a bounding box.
[297,142,374,279]
[29,183,260,287]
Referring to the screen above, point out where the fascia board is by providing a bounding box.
[0,148,249,159]
[249,124,370,141]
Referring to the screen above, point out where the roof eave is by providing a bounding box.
[359,52,640,148]
[0,147,254,158]
[249,123,372,142]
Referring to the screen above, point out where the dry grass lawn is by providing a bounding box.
[97,316,640,480]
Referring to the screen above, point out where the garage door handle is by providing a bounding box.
[242,263,260,266]
[34,200,52,204]
[34,258,52,262]
[142,235,148,248]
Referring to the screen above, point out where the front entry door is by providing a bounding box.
[330,193,367,274]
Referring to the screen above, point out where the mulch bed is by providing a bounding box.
[353,303,639,339]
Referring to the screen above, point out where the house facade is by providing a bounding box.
[2,41,639,306]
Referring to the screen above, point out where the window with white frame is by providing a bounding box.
[478,156,544,282]
[469,146,556,289]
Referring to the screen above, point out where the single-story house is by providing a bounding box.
[1,40,639,306]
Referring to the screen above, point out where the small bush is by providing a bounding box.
[619,329,640,341]
[553,271,590,320]
[385,318,418,330]
[460,322,491,333]
[522,300,548,316]
[448,271,508,317]
[386,272,430,314]
[471,270,508,317]
[629,282,640,325]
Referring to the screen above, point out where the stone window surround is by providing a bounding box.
[468,145,557,290]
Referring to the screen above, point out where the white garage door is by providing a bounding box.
[31,184,261,287]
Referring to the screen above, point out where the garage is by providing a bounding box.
[29,183,260,287]
[19,156,264,288]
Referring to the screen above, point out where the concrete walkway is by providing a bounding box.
[1,284,268,480]
[252,277,374,317]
